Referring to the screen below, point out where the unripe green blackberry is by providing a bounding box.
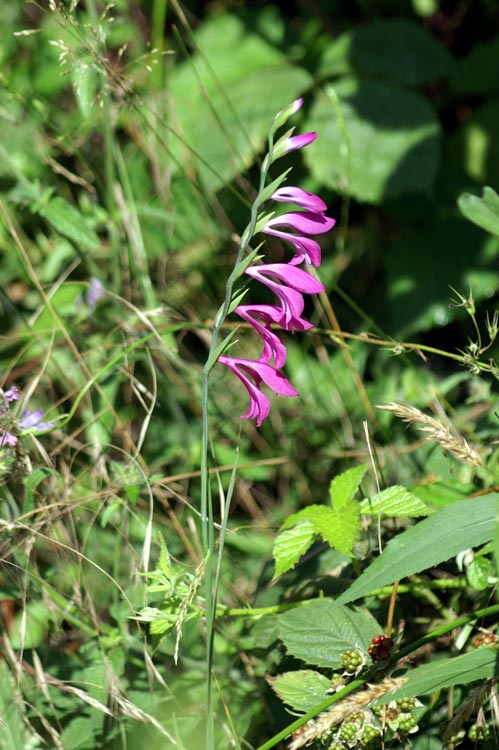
[340,648,364,673]
[330,673,346,691]
[340,721,359,741]
[468,723,490,741]
[396,697,416,712]
[359,725,382,748]
[398,713,418,732]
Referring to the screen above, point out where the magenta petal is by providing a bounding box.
[236,305,288,368]
[284,132,317,153]
[265,230,322,266]
[248,263,325,294]
[218,356,298,427]
[245,266,306,323]
[271,187,328,213]
[265,211,335,236]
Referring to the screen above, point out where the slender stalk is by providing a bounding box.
[200,129,278,750]
[85,0,116,213]
[151,0,168,90]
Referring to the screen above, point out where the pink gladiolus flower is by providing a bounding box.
[271,186,328,213]
[262,210,335,267]
[235,305,289,368]
[245,263,325,325]
[218,356,298,427]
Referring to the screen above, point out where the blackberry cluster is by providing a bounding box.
[472,631,499,649]
[396,697,416,712]
[367,635,393,663]
[330,673,346,691]
[358,725,381,749]
[340,648,364,673]
[398,713,418,732]
[468,722,490,741]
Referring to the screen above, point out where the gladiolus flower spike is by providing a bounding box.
[217,100,334,427]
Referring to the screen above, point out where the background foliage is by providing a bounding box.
[1,1,499,749]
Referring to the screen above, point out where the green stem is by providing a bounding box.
[85,0,115,212]
[151,0,168,90]
[200,129,278,750]
[216,579,468,619]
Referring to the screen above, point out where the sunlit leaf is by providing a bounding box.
[278,599,381,668]
[267,670,331,713]
[336,495,499,606]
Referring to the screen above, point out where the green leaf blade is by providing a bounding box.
[278,599,381,669]
[273,521,315,579]
[382,649,499,701]
[458,187,499,237]
[267,670,331,713]
[336,494,499,605]
[329,463,368,509]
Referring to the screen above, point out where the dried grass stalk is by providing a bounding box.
[377,402,483,467]
[287,677,407,750]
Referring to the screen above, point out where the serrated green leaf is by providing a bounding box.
[278,599,381,668]
[336,494,499,606]
[60,716,99,750]
[360,486,431,518]
[379,649,499,702]
[466,556,494,590]
[283,501,360,557]
[0,662,24,750]
[9,600,49,650]
[458,187,499,237]
[267,670,331,713]
[273,521,315,579]
[450,38,499,95]
[38,197,100,250]
[329,464,368,510]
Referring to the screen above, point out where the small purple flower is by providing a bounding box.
[218,356,298,427]
[245,263,325,325]
[3,386,19,403]
[86,277,106,311]
[0,431,18,447]
[18,410,53,432]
